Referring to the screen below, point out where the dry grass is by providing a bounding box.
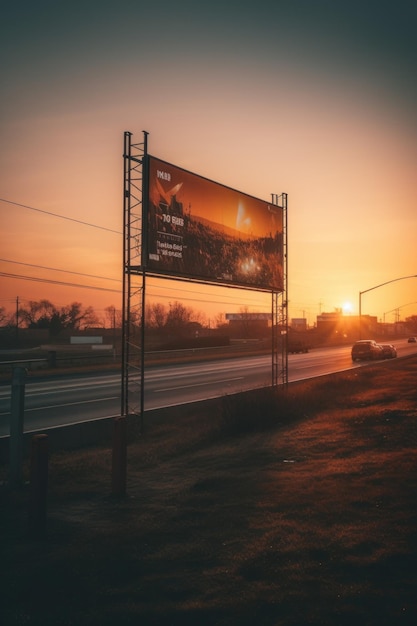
[1,357,417,625]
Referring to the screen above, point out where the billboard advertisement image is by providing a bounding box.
[146,156,283,291]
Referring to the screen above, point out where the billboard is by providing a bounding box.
[146,156,283,291]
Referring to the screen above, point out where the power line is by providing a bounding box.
[1,258,121,283]
[0,201,272,310]
[0,272,121,293]
[0,198,122,234]
[1,271,270,311]
[147,286,270,310]
[146,278,271,305]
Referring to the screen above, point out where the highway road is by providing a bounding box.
[1,339,416,436]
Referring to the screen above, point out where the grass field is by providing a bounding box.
[1,356,417,625]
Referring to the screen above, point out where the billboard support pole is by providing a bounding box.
[271,193,288,387]
[121,131,148,428]
[121,131,131,418]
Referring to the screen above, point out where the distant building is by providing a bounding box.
[225,313,271,321]
[316,309,378,342]
[291,318,307,332]
[225,312,271,338]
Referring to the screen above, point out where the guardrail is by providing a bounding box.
[1,358,47,366]
[0,351,117,375]
[0,341,270,375]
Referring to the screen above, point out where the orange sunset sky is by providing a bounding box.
[1,1,416,328]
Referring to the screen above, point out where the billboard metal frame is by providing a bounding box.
[122,131,288,424]
[121,131,147,425]
[271,193,288,387]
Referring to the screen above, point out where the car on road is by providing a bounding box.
[351,340,383,361]
[407,337,416,343]
[379,343,397,359]
[288,340,309,354]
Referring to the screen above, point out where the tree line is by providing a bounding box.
[0,299,218,336]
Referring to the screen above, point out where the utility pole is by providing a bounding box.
[15,296,19,346]
[302,310,307,327]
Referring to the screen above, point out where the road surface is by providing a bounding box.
[1,339,416,436]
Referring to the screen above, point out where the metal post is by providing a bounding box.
[112,416,127,496]
[140,271,146,431]
[10,366,26,486]
[29,434,49,537]
[121,131,131,417]
[121,130,147,423]
[15,296,19,346]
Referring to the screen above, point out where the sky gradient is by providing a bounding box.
[1,0,416,327]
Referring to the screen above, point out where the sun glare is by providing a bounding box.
[342,301,353,314]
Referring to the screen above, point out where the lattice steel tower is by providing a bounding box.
[121,131,148,424]
[271,193,288,387]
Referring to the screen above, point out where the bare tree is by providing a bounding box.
[105,305,122,329]
[214,312,227,329]
[81,306,102,329]
[60,302,84,329]
[165,301,192,330]
[18,299,55,328]
[17,300,101,333]
[189,307,208,328]
[146,302,167,329]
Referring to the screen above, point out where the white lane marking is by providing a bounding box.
[154,376,244,392]
[22,396,119,412]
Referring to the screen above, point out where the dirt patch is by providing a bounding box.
[1,357,417,625]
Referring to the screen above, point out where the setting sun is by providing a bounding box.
[342,301,353,314]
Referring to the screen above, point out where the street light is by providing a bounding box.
[359,274,417,339]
